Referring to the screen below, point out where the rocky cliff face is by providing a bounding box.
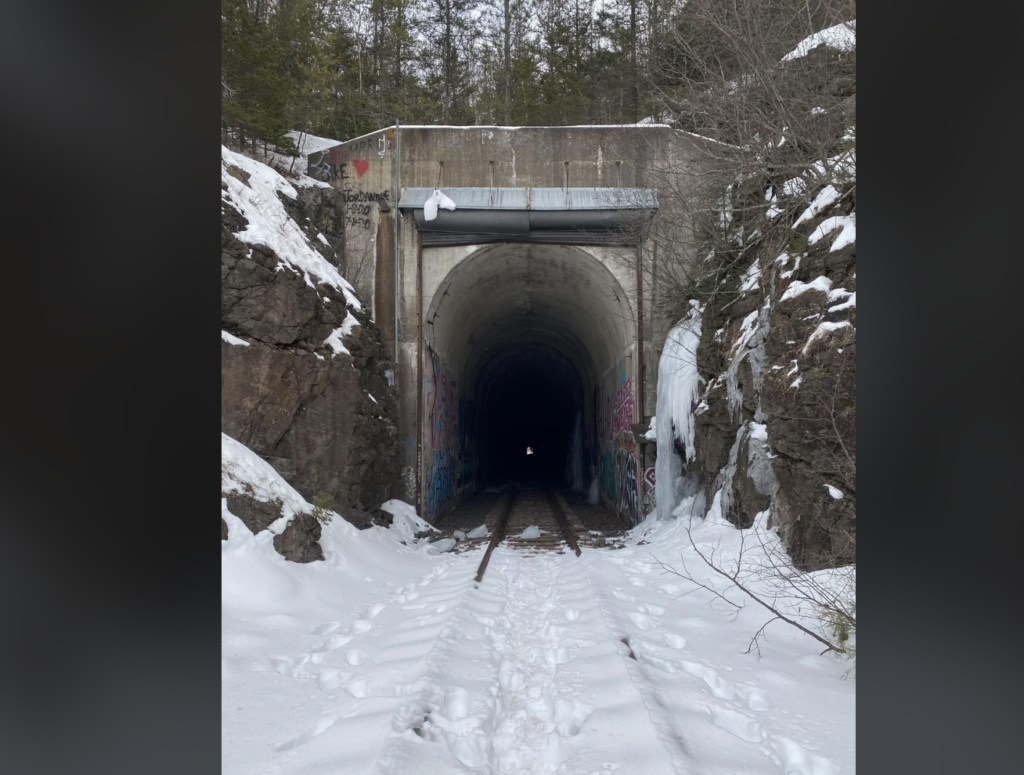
[221,147,402,537]
[685,182,856,571]
[696,205,856,569]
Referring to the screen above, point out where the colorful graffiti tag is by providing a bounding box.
[423,344,475,516]
[596,357,640,523]
[610,378,635,438]
[616,445,640,526]
[427,448,453,517]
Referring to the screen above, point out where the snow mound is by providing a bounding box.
[380,499,438,542]
[427,538,456,554]
[519,526,542,539]
[221,145,362,310]
[222,432,311,530]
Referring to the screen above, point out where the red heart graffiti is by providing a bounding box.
[352,159,369,177]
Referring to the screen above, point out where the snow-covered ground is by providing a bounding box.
[223,436,854,775]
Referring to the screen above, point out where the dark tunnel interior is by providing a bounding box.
[478,344,583,487]
[421,242,636,517]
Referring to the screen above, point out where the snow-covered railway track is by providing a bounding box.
[477,488,587,583]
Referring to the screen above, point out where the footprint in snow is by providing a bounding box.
[270,657,294,676]
[345,648,369,666]
[273,716,337,751]
[707,705,767,743]
[316,633,354,652]
[627,611,656,630]
[628,640,680,674]
[365,603,386,619]
[553,698,593,737]
[737,684,770,711]
[680,660,735,701]
[611,589,636,602]
[313,621,342,635]
[768,735,839,775]
[351,619,373,634]
[639,653,681,674]
[564,609,581,621]
[662,633,687,649]
[316,667,352,692]
[269,653,313,678]
[639,603,665,615]
[628,577,648,587]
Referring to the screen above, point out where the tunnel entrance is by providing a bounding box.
[479,342,582,487]
[419,241,639,523]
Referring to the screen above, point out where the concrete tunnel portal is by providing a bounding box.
[421,241,637,516]
[309,125,704,526]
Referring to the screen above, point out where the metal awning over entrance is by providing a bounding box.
[397,187,658,246]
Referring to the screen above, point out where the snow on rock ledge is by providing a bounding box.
[221,145,361,310]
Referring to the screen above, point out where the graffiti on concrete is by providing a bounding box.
[424,343,474,516]
[401,465,416,499]
[644,466,656,514]
[309,150,334,181]
[616,444,640,526]
[611,378,635,437]
[427,448,452,516]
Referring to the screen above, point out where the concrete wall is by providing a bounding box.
[309,125,707,522]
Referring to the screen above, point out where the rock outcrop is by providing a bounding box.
[221,148,402,536]
[687,185,856,570]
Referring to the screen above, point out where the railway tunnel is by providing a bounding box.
[424,241,635,493]
[401,184,652,525]
[310,125,706,526]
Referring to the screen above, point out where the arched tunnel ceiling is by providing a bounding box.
[426,242,636,389]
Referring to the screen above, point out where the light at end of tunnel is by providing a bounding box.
[526,446,534,455]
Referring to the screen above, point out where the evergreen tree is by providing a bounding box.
[418,0,479,124]
[477,0,541,124]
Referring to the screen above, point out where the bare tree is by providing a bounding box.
[652,504,855,661]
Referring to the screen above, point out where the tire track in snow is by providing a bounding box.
[596,549,843,775]
[366,549,512,774]
[368,545,605,774]
[581,552,691,774]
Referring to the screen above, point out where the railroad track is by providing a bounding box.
[475,486,591,582]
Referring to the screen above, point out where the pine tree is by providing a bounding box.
[418,0,479,124]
